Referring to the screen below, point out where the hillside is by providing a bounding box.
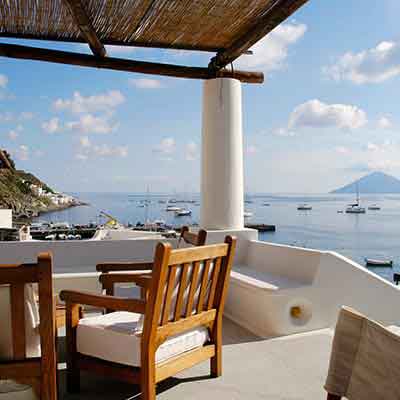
[0,168,54,217]
[331,171,400,194]
[0,150,82,219]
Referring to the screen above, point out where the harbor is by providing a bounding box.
[2,191,397,283]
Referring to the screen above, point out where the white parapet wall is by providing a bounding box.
[225,240,400,337]
[0,209,12,229]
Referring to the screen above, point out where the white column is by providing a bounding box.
[200,78,244,230]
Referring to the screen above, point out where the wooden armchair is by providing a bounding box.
[0,253,57,400]
[97,226,207,297]
[60,235,236,400]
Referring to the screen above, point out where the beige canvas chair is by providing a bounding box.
[325,306,400,400]
[60,235,236,400]
[0,253,57,400]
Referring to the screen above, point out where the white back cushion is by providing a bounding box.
[0,285,40,360]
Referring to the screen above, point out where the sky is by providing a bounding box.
[1,0,400,194]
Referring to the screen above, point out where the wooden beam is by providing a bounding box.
[62,0,106,57]
[0,43,264,84]
[210,0,309,69]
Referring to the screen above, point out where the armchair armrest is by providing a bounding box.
[99,272,152,290]
[60,290,146,314]
[96,261,153,273]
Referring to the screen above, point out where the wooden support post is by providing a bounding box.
[62,0,106,57]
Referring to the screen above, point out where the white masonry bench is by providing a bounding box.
[224,240,324,338]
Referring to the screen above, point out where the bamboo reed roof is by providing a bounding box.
[0,0,309,83]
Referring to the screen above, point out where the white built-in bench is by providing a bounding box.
[231,265,310,291]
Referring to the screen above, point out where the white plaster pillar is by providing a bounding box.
[200,78,244,230]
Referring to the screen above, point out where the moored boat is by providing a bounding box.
[346,183,365,214]
[166,205,181,212]
[365,258,393,267]
[297,204,312,211]
[175,209,192,216]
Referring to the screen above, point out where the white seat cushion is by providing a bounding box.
[0,381,36,400]
[77,311,209,367]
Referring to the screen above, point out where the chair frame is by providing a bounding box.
[97,226,207,298]
[0,253,57,400]
[60,235,236,400]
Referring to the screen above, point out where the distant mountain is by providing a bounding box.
[331,171,400,194]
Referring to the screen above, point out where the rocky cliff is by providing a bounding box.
[0,168,56,218]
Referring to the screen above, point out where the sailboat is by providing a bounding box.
[345,183,366,214]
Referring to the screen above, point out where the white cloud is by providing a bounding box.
[8,130,19,141]
[185,142,198,161]
[76,153,88,161]
[76,136,128,160]
[324,41,400,84]
[129,78,164,89]
[246,145,258,155]
[66,113,118,134]
[93,144,128,158]
[105,45,135,55]
[288,99,367,130]
[153,137,176,155]
[236,22,307,74]
[54,90,125,114]
[0,74,8,88]
[42,117,61,134]
[272,127,295,137]
[16,145,29,161]
[377,115,392,129]
[335,146,350,155]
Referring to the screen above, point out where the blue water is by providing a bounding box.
[36,192,400,283]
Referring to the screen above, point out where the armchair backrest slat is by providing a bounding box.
[10,283,26,360]
[143,236,236,350]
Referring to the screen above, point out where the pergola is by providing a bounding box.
[0,0,309,230]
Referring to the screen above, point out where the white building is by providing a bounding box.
[0,209,12,229]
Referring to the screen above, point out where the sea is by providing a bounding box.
[35,192,400,283]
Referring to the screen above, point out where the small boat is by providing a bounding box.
[166,205,181,212]
[262,203,270,206]
[297,204,312,211]
[346,183,365,214]
[175,209,192,216]
[368,204,381,210]
[244,211,253,218]
[345,204,366,214]
[365,258,393,267]
[337,210,343,213]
